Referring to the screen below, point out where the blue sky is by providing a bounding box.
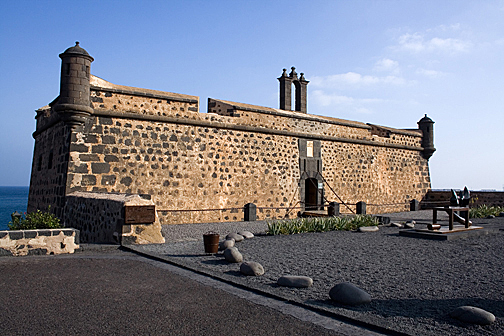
[1,0,503,190]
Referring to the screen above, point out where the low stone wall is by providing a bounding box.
[422,190,504,208]
[0,228,79,256]
[64,192,165,244]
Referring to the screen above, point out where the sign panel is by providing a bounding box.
[307,141,313,157]
[124,205,156,224]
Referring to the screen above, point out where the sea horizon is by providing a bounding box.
[0,186,29,230]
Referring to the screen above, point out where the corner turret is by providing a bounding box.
[53,42,94,127]
[418,114,436,159]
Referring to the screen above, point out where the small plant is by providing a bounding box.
[266,215,378,235]
[8,206,62,230]
[469,204,504,218]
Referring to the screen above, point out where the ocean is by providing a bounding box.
[0,186,29,230]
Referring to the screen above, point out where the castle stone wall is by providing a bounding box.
[27,45,434,233]
[29,83,432,226]
[28,118,71,218]
[65,114,301,224]
[55,84,431,224]
[322,143,430,214]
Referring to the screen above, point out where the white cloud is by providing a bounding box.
[395,32,472,54]
[397,33,425,52]
[311,90,390,115]
[427,23,461,33]
[311,90,354,107]
[308,23,470,118]
[416,68,445,78]
[430,37,471,52]
[310,72,410,88]
[361,98,388,104]
[374,58,400,73]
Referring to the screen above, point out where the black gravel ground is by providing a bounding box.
[135,211,504,336]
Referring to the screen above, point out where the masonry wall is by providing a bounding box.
[51,85,430,224]
[0,228,79,256]
[29,75,432,226]
[28,114,71,218]
[322,143,429,214]
[66,115,300,224]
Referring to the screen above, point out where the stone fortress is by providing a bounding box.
[28,42,435,244]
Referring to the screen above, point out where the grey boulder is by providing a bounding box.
[404,222,415,229]
[277,275,313,288]
[449,306,495,325]
[358,226,379,232]
[223,247,243,263]
[329,283,371,306]
[240,261,264,276]
[238,231,254,239]
[226,233,244,242]
[390,222,402,228]
[219,239,235,251]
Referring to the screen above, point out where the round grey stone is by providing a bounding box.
[223,247,243,263]
[404,222,415,229]
[486,215,495,219]
[449,306,495,325]
[390,222,402,228]
[226,233,244,242]
[238,231,254,239]
[499,212,504,217]
[329,283,371,306]
[219,239,235,251]
[240,261,264,276]
[358,226,379,232]
[277,275,313,288]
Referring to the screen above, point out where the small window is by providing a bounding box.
[48,152,53,169]
[37,155,42,171]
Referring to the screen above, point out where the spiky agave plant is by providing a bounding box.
[469,204,504,218]
[265,214,379,235]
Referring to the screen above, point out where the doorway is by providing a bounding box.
[305,178,319,210]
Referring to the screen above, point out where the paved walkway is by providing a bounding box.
[0,246,383,336]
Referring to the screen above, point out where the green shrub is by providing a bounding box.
[266,215,378,235]
[469,204,504,218]
[8,207,62,230]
